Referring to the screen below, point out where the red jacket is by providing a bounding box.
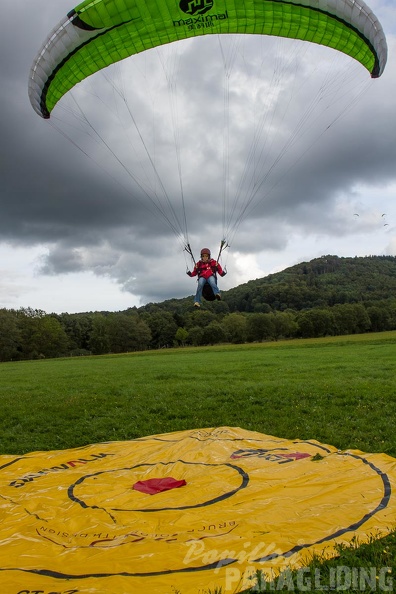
[190,258,224,280]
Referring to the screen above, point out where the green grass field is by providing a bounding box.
[1,331,395,456]
[1,331,396,592]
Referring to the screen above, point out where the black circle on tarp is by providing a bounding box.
[68,460,249,512]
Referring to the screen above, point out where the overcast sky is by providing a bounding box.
[1,1,396,314]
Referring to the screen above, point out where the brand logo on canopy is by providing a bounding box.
[179,0,214,16]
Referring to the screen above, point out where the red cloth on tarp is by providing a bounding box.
[133,477,187,495]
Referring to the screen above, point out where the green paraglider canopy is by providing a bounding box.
[29,0,387,119]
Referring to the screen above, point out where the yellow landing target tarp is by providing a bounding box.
[1,426,396,593]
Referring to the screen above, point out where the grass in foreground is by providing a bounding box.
[1,331,396,592]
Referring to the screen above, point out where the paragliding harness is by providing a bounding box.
[185,240,228,302]
[202,271,219,302]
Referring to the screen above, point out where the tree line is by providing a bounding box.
[2,255,396,361]
[1,298,396,362]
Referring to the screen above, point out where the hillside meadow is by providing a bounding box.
[1,331,395,592]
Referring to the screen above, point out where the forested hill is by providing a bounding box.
[142,255,396,314]
[220,255,396,313]
[2,255,396,361]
